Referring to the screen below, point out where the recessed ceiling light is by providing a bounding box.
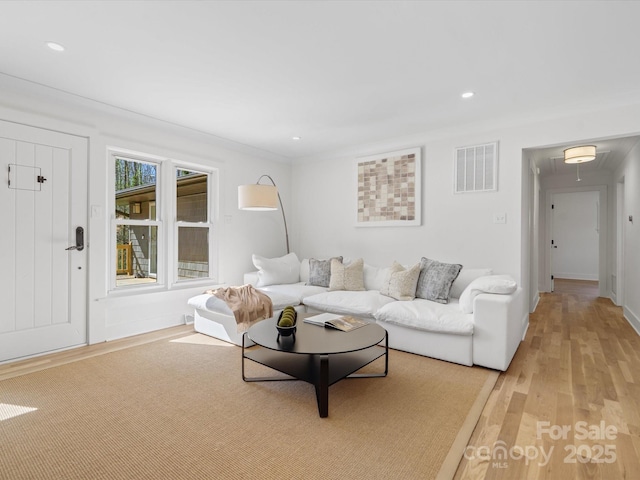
[292,136,301,141]
[461,92,474,99]
[46,41,65,52]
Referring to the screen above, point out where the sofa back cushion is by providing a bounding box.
[449,268,493,299]
[252,252,301,287]
[363,263,392,291]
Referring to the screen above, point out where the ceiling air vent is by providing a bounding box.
[454,142,498,193]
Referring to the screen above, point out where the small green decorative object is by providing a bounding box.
[276,306,297,341]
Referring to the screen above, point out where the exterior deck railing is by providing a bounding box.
[116,243,133,275]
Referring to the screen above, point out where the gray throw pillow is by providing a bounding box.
[415,257,463,304]
[307,257,343,287]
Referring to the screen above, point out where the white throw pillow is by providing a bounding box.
[381,262,421,301]
[252,253,301,287]
[449,268,493,299]
[329,258,365,291]
[363,263,392,291]
[459,275,518,313]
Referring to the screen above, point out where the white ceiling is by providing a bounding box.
[2,1,640,161]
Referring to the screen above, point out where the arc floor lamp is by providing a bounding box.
[238,175,290,254]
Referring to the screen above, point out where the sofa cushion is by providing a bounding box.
[329,258,365,291]
[363,263,392,291]
[449,268,493,299]
[307,257,343,287]
[259,282,328,304]
[252,252,300,287]
[459,275,518,313]
[374,299,473,336]
[381,262,421,301]
[303,290,395,319]
[415,257,462,304]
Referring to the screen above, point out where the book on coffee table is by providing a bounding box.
[303,313,368,332]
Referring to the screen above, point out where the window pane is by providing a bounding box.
[176,169,207,222]
[116,225,158,287]
[115,158,157,219]
[178,227,209,279]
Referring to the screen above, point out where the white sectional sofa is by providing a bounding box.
[189,255,528,371]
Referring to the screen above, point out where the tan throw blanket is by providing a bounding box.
[205,285,273,333]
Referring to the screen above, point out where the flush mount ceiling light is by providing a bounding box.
[563,145,596,164]
[564,145,596,182]
[45,41,65,52]
[292,136,301,141]
[461,92,474,99]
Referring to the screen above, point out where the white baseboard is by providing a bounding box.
[521,315,529,341]
[554,273,599,281]
[624,306,640,336]
[531,291,540,313]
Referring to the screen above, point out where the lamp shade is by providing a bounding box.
[238,184,278,210]
[564,145,596,164]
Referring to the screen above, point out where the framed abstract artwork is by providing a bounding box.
[355,147,421,227]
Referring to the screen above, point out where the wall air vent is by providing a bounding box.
[454,142,498,193]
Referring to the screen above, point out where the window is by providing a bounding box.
[111,150,217,291]
[175,168,211,281]
[114,156,159,287]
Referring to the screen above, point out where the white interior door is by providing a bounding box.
[0,120,87,362]
[551,191,599,282]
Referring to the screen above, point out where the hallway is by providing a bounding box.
[457,279,640,478]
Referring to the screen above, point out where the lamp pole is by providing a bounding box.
[256,175,290,254]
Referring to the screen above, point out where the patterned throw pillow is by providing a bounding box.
[381,262,421,301]
[329,258,365,291]
[415,257,463,303]
[307,257,343,287]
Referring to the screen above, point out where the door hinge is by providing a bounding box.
[551,204,554,209]
[551,275,554,280]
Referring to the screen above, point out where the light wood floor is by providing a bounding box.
[2,280,639,479]
[456,279,640,479]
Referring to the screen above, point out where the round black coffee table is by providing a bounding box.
[242,314,388,417]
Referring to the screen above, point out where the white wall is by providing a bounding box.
[614,140,640,333]
[0,75,291,343]
[3,73,640,347]
[292,136,521,275]
[292,102,640,312]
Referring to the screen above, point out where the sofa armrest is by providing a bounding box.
[244,271,259,286]
[472,287,526,371]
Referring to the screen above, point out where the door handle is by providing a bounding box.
[66,226,84,251]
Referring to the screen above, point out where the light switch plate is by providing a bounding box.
[493,213,507,224]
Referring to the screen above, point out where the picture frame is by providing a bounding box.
[355,147,421,227]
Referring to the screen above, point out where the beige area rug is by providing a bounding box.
[0,333,497,480]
